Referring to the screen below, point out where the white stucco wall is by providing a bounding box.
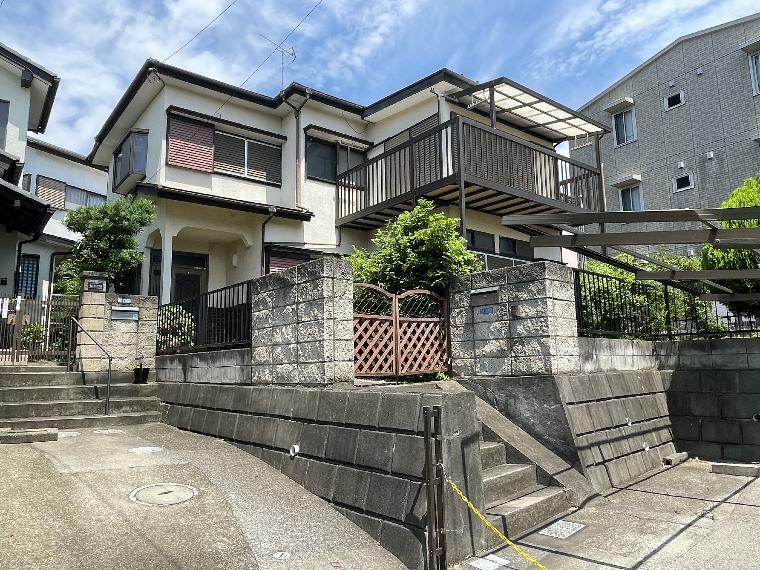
[0,66,30,160]
[0,231,18,298]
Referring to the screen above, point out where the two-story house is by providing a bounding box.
[0,42,59,299]
[571,12,760,254]
[88,60,608,303]
[18,137,108,299]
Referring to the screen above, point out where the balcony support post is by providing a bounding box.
[594,132,608,255]
[457,116,467,239]
[489,86,497,129]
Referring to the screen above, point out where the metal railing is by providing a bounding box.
[157,280,253,354]
[574,268,760,340]
[336,117,601,223]
[67,317,113,416]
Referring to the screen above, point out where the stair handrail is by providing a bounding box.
[67,316,113,416]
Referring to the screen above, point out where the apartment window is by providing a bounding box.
[672,173,694,192]
[467,230,496,253]
[213,131,282,184]
[17,254,39,299]
[0,100,8,150]
[613,108,637,146]
[35,175,66,209]
[751,52,760,95]
[664,92,684,110]
[113,130,148,188]
[620,185,644,211]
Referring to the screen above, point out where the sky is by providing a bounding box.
[1,0,759,155]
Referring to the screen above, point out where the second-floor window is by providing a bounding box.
[306,137,365,183]
[672,173,694,193]
[114,130,148,188]
[620,185,643,211]
[0,100,8,151]
[613,108,636,146]
[751,52,760,95]
[35,175,105,210]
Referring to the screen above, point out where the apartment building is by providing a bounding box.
[89,61,608,303]
[0,42,59,298]
[17,138,107,299]
[571,12,760,251]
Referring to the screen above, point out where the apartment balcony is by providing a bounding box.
[336,116,602,229]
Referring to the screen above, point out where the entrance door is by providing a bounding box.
[173,269,203,302]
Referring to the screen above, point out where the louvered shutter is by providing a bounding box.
[214,132,246,176]
[167,115,214,172]
[247,140,282,184]
[36,176,66,209]
[21,174,30,192]
[409,114,438,137]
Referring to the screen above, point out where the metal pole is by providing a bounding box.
[423,407,439,570]
[489,86,497,129]
[594,132,608,257]
[664,284,673,341]
[67,317,73,372]
[105,356,112,416]
[457,116,467,239]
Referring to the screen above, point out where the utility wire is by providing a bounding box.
[143,0,324,186]
[163,0,241,62]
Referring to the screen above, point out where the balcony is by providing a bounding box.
[336,116,603,230]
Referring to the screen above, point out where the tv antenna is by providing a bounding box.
[259,33,297,90]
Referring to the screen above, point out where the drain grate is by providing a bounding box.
[537,519,586,539]
[128,446,163,454]
[129,483,198,506]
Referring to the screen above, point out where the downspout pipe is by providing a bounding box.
[260,206,277,276]
[284,90,311,209]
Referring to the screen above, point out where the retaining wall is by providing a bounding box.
[157,382,484,570]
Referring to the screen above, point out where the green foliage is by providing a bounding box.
[54,197,156,295]
[156,305,196,352]
[349,199,483,294]
[19,322,44,350]
[701,174,760,316]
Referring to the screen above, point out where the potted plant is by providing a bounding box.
[133,355,149,384]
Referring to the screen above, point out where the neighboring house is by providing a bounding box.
[88,60,608,303]
[17,137,107,299]
[0,42,59,299]
[571,12,760,253]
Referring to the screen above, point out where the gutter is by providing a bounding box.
[284,90,311,209]
[260,206,277,276]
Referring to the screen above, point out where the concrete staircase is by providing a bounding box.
[479,437,569,545]
[0,365,161,430]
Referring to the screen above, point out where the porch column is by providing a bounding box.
[140,247,151,295]
[160,234,173,305]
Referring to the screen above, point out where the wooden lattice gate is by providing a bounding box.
[353,284,449,377]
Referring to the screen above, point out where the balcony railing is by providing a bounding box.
[336,116,602,225]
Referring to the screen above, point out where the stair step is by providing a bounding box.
[0,397,160,419]
[0,371,84,387]
[0,411,161,430]
[483,463,538,506]
[0,384,158,402]
[485,486,569,545]
[479,440,507,471]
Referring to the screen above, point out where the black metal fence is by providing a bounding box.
[156,281,252,354]
[574,268,760,340]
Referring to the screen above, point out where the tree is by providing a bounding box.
[349,198,483,294]
[701,174,760,316]
[55,197,156,295]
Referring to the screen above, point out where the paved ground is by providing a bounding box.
[0,423,404,570]
[457,460,760,570]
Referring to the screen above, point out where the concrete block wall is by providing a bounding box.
[156,348,251,384]
[249,257,353,385]
[580,337,658,372]
[77,292,158,373]
[654,338,760,370]
[556,371,676,492]
[157,382,485,569]
[666,368,760,462]
[450,261,580,378]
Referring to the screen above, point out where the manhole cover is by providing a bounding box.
[128,446,163,454]
[537,519,585,539]
[58,431,80,438]
[129,483,198,506]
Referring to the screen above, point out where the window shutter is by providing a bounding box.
[36,175,66,209]
[21,174,30,192]
[214,132,246,176]
[247,140,282,184]
[167,115,214,172]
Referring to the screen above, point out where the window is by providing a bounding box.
[613,108,637,146]
[664,92,684,110]
[21,174,30,192]
[35,175,66,209]
[113,130,148,188]
[306,137,338,182]
[499,236,534,259]
[65,185,105,210]
[213,131,282,184]
[751,52,760,95]
[0,100,8,150]
[167,115,214,173]
[467,230,495,253]
[672,173,694,192]
[620,185,644,211]
[337,145,365,175]
[17,254,39,299]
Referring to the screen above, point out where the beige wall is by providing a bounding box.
[0,66,30,160]
[0,232,18,298]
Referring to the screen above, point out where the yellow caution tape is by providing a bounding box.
[444,473,548,570]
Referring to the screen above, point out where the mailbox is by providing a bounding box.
[111,306,140,321]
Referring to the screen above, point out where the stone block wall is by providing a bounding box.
[450,261,580,378]
[654,338,760,370]
[157,382,485,569]
[580,337,658,372]
[76,292,158,373]
[249,257,353,385]
[156,348,251,384]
